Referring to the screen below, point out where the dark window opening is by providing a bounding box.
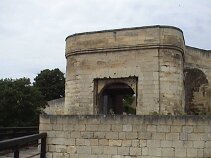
[99,83,136,115]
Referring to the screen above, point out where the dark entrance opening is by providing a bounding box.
[99,82,136,115]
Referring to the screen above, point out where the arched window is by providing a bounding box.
[184,68,209,115]
[99,82,136,115]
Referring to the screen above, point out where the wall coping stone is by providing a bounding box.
[40,114,211,124]
[66,25,183,40]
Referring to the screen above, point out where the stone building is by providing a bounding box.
[40,25,211,158]
[64,25,211,116]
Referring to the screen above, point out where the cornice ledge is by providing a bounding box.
[65,44,184,58]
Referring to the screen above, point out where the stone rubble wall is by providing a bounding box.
[40,115,211,158]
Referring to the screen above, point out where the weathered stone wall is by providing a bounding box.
[185,46,211,76]
[159,49,184,115]
[65,49,161,115]
[65,26,185,115]
[184,46,211,89]
[44,98,65,115]
[40,115,211,158]
[184,47,211,114]
[38,25,211,158]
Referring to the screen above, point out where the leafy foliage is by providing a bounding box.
[0,78,46,127]
[34,68,65,101]
[123,94,136,114]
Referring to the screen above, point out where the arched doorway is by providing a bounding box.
[99,82,136,115]
[184,68,209,114]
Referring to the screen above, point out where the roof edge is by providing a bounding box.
[186,45,211,52]
[65,25,183,41]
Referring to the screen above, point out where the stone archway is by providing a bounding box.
[184,68,209,114]
[94,77,137,115]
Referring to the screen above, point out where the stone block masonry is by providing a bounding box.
[64,26,186,115]
[64,25,211,116]
[40,115,211,158]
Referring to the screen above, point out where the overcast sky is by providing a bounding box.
[0,0,211,81]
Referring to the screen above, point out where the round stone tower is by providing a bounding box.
[65,25,185,115]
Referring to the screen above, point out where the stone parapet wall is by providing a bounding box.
[44,98,65,115]
[185,46,211,71]
[65,26,184,57]
[40,115,211,158]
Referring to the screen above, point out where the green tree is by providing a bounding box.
[0,78,46,127]
[34,68,65,101]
